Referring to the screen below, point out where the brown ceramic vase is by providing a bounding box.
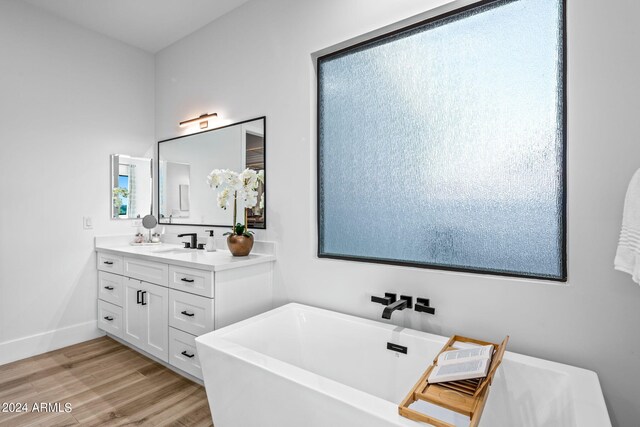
[226,234,254,256]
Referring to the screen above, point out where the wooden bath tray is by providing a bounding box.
[399,335,509,427]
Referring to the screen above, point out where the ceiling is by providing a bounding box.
[22,0,250,53]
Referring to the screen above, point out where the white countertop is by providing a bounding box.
[95,241,276,272]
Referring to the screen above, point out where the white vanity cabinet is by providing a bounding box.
[95,244,275,381]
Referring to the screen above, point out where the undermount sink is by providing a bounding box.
[151,248,196,255]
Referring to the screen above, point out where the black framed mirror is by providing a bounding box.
[158,116,266,229]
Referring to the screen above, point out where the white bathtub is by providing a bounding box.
[195,303,610,427]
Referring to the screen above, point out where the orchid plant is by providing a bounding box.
[207,168,264,237]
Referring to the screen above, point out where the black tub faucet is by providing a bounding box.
[371,293,413,319]
[178,233,198,249]
[382,295,412,319]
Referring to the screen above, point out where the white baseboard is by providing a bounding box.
[0,320,105,366]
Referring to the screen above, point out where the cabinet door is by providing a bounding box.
[122,278,145,349]
[140,281,169,362]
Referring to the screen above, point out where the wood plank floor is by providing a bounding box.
[0,337,213,426]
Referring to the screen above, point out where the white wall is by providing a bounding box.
[0,0,155,363]
[155,1,640,425]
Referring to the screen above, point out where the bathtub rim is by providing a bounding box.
[195,302,611,427]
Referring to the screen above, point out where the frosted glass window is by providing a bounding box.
[318,0,566,280]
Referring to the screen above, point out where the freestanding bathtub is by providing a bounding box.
[195,303,610,427]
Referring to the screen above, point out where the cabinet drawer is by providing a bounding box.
[97,253,124,275]
[168,265,214,298]
[169,327,202,379]
[124,257,168,286]
[98,300,123,339]
[169,290,214,336]
[98,271,123,307]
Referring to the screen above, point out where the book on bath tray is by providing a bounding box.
[427,344,493,384]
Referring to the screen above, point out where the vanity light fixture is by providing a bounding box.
[179,113,218,129]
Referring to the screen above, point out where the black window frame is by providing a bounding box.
[316,0,567,282]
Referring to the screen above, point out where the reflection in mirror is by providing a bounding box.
[163,162,191,219]
[111,155,152,219]
[158,117,265,228]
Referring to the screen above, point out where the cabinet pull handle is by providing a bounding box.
[137,290,142,304]
[104,316,114,321]
[103,261,114,265]
[141,291,147,306]
[104,286,114,290]
[181,350,195,358]
[180,278,195,283]
[181,310,195,317]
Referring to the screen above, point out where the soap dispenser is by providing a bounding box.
[205,230,216,252]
